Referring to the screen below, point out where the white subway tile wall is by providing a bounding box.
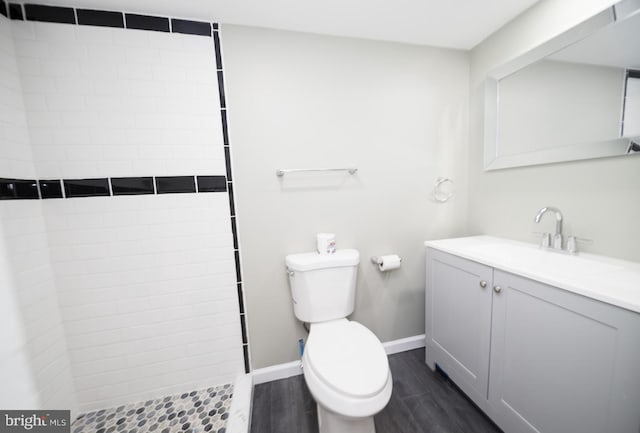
[0,17,34,177]
[0,15,78,413]
[0,201,78,413]
[1,13,245,413]
[12,20,225,179]
[0,203,43,410]
[43,194,244,411]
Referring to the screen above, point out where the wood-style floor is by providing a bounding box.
[250,348,503,433]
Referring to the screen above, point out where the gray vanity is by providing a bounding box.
[424,236,640,433]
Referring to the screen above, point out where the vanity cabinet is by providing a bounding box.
[425,247,640,433]
[424,249,493,411]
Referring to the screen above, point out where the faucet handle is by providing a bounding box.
[566,236,593,254]
[532,231,551,248]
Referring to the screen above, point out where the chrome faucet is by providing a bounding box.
[534,206,563,250]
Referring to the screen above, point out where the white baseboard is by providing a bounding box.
[251,334,425,385]
[252,360,303,385]
[382,334,425,355]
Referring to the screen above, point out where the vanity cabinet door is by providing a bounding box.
[489,270,640,433]
[425,248,493,409]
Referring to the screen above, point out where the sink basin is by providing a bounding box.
[462,243,624,277]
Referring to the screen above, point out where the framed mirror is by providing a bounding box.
[484,0,640,170]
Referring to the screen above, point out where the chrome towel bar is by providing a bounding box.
[275,167,358,177]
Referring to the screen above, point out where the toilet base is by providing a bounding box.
[317,403,376,433]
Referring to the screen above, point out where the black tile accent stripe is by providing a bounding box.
[111,177,154,195]
[77,8,124,28]
[38,179,63,199]
[1,175,227,198]
[213,29,249,371]
[230,216,238,249]
[171,18,210,37]
[628,69,640,79]
[0,178,38,200]
[64,178,110,198]
[155,176,195,194]
[24,3,75,23]
[224,147,232,181]
[8,3,215,36]
[236,283,244,314]
[227,182,235,216]
[20,180,40,199]
[220,110,229,146]
[197,175,226,192]
[8,2,23,19]
[240,314,248,344]
[234,250,242,282]
[242,344,250,374]
[125,13,169,32]
[216,70,226,108]
[213,31,223,70]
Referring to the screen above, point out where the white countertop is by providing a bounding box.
[424,236,640,314]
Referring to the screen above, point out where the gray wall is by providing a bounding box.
[222,25,470,368]
[469,0,640,263]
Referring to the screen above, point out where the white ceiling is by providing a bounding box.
[30,0,540,49]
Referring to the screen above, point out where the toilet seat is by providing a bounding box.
[303,319,393,418]
[306,319,389,398]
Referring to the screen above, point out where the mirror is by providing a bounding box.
[484,0,640,170]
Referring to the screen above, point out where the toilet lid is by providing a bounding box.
[306,320,389,398]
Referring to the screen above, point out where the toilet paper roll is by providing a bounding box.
[378,254,401,272]
[316,233,336,255]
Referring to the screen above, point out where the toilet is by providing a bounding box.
[285,249,392,433]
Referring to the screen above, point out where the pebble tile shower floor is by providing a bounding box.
[72,384,232,433]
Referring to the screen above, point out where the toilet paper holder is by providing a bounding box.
[370,256,402,265]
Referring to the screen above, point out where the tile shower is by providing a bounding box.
[0,1,248,425]
[72,384,232,433]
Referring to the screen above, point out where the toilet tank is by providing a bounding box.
[285,249,359,323]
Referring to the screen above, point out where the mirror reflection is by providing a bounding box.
[485,2,640,170]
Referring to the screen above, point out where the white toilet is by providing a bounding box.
[285,249,392,433]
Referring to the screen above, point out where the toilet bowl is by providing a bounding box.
[302,319,392,433]
[285,248,393,432]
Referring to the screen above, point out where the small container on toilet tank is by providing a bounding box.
[317,233,336,254]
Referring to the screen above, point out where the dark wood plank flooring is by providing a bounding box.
[250,348,502,433]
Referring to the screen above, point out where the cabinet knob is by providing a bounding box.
[493,285,502,293]
[480,280,487,288]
